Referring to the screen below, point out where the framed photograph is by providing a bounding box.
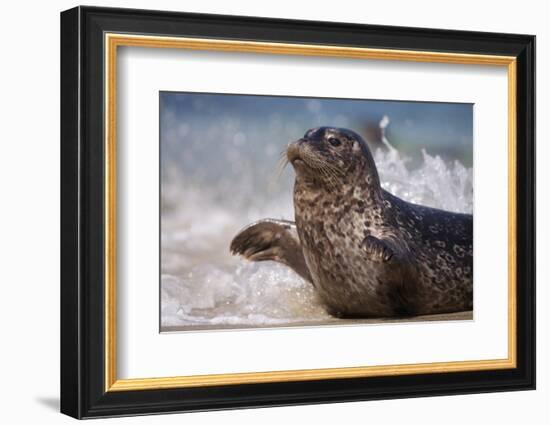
[60,6,535,419]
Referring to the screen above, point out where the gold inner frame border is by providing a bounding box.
[104,33,517,392]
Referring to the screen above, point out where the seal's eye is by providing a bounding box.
[328,137,341,147]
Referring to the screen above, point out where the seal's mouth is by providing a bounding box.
[285,138,346,191]
[286,143,305,168]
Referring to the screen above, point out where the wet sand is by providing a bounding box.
[161,310,472,333]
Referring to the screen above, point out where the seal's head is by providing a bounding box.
[287,127,380,190]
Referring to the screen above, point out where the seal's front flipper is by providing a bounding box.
[230,219,312,282]
[361,235,394,262]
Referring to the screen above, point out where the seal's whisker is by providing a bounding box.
[295,151,343,192]
[317,166,338,193]
[275,156,290,180]
[305,154,345,177]
[316,168,332,192]
[319,161,345,176]
[267,151,292,188]
[311,158,341,184]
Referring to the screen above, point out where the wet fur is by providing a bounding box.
[231,127,473,318]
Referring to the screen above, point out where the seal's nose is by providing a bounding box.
[286,141,301,163]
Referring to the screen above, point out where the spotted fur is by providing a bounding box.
[231,127,473,318]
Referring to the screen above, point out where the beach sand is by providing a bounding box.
[161,310,473,333]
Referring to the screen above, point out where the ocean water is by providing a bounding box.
[160,146,473,330]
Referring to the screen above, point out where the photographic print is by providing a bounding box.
[61,8,535,417]
[160,92,474,332]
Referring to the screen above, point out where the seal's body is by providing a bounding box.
[231,127,472,318]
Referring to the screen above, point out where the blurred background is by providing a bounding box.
[160,92,473,331]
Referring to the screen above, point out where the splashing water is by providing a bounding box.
[161,147,473,331]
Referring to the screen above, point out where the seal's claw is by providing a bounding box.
[230,221,282,259]
[361,235,394,263]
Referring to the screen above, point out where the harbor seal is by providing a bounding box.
[230,127,473,318]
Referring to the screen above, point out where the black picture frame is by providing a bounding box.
[60,5,535,419]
